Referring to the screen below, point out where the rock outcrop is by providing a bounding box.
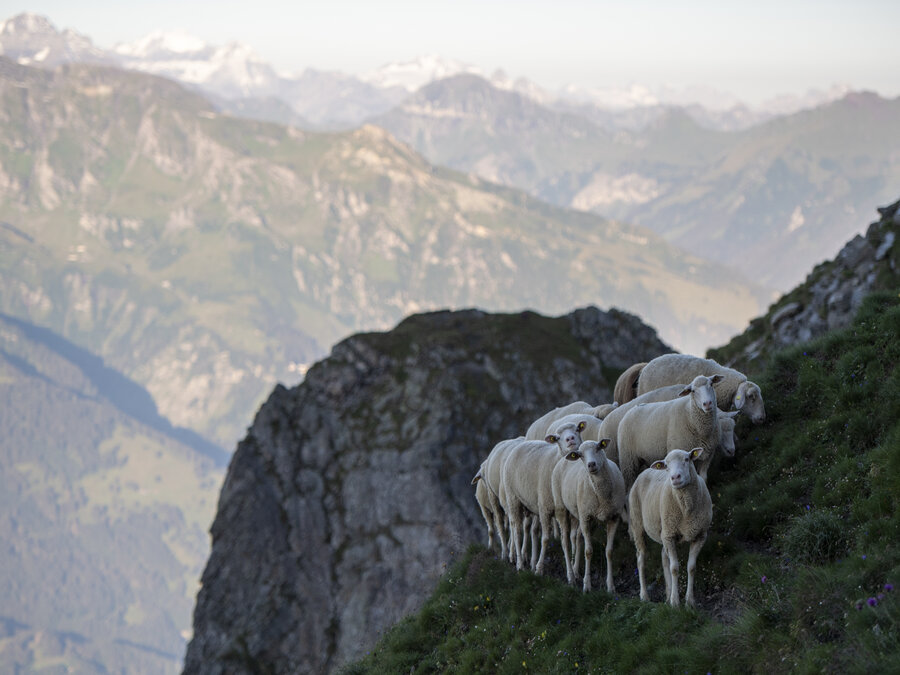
[710,199,899,371]
[183,306,670,674]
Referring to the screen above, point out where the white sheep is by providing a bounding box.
[613,361,647,405]
[597,384,688,464]
[525,401,618,440]
[472,436,525,561]
[547,413,604,442]
[472,473,499,552]
[616,375,722,489]
[624,354,766,424]
[551,438,627,593]
[498,423,583,573]
[629,448,713,607]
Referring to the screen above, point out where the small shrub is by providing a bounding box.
[782,509,850,564]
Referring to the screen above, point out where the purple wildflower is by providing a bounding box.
[885,584,894,592]
[761,576,767,584]
[868,597,878,607]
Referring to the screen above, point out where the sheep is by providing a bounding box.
[597,383,689,464]
[498,422,583,573]
[551,438,627,593]
[629,448,713,607]
[616,375,722,489]
[525,401,618,440]
[547,413,604,442]
[613,361,647,405]
[472,473,499,552]
[472,437,525,561]
[619,354,766,424]
[716,410,739,464]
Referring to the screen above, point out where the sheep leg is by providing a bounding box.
[635,528,649,602]
[573,522,583,577]
[604,518,618,594]
[685,534,706,608]
[507,512,516,564]
[518,512,530,568]
[580,518,593,592]
[556,509,576,585]
[660,545,672,604]
[491,502,507,559]
[529,516,541,571]
[664,537,680,607]
[535,511,552,575]
[477,500,494,551]
[510,504,526,570]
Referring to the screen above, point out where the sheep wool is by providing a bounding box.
[629,448,713,607]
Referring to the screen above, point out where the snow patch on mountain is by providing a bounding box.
[361,54,484,92]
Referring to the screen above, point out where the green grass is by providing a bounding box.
[341,291,900,674]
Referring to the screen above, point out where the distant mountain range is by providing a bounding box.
[3,12,895,295]
[0,55,766,453]
[0,12,855,131]
[373,76,900,290]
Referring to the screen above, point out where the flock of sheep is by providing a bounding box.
[471,353,766,607]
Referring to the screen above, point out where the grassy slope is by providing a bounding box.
[340,291,900,674]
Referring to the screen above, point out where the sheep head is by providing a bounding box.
[734,380,766,424]
[678,374,722,414]
[650,447,704,489]
[564,439,611,474]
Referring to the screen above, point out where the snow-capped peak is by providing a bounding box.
[0,12,58,37]
[113,30,212,60]
[362,54,484,92]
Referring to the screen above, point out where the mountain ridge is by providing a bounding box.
[0,55,768,449]
[0,12,859,131]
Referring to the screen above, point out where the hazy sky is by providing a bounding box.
[5,0,900,104]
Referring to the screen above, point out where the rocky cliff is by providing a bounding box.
[183,306,670,673]
[709,198,899,371]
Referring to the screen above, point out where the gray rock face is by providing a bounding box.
[719,199,899,369]
[770,201,898,348]
[183,307,669,674]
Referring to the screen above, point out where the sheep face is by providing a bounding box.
[735,381,766,424]
[546,421,584,455]
[678,374,722,414]
[650,448,703,490]
[563,439,611,474]
[718,411,739,458]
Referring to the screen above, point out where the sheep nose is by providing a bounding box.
[587,461,597,471]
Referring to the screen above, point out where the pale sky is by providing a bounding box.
[4,0,900,104]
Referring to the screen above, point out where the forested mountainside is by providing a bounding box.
[0,314,223,672]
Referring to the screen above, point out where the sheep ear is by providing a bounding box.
[710,374,724,384]
[598,438,611,450]
[726,410,740,419]
[545,434,560,444]
[565,451,582,461]
[577,421,586,432]
[651,460,667,470]
[690,447,704,461]
[678,384,692,397]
